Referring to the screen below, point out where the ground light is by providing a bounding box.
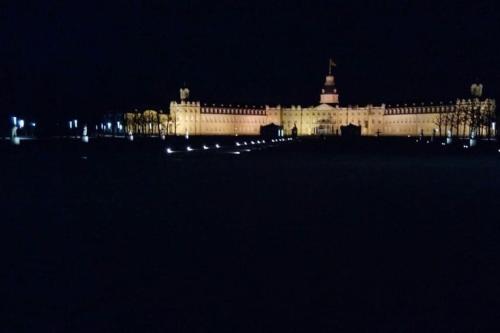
[251,141,255,145]
[166,148,173,154]
[203,145,209,150]
[186,146,193,152]
[215,144,221,149]
[244,142,248,145]
[236,142,241,146]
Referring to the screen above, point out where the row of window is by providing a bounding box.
[203,127,259,133]
[179,117,267,124]
[385,107,454,115]
[286,113,378,117]
[200,108,265,115]
[180,109,389,118]
[386,119,435,124]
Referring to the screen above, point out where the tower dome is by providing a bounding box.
[320,59,339,105]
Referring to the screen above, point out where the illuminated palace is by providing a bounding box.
[124,61,496,138]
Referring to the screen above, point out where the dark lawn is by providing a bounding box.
[2,137,500,332]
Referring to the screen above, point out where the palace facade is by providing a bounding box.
[123,65,496,138]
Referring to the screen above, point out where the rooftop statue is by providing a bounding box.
[470,83,483,97]
[180,87,190,101]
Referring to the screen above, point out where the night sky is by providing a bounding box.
[2,0,499,123]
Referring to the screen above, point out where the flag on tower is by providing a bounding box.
[329,58,336,74]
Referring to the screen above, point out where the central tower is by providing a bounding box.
[320,59,339,105]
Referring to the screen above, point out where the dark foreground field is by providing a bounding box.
[2,137,500,332]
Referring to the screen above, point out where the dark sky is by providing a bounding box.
[2,0,499,122]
